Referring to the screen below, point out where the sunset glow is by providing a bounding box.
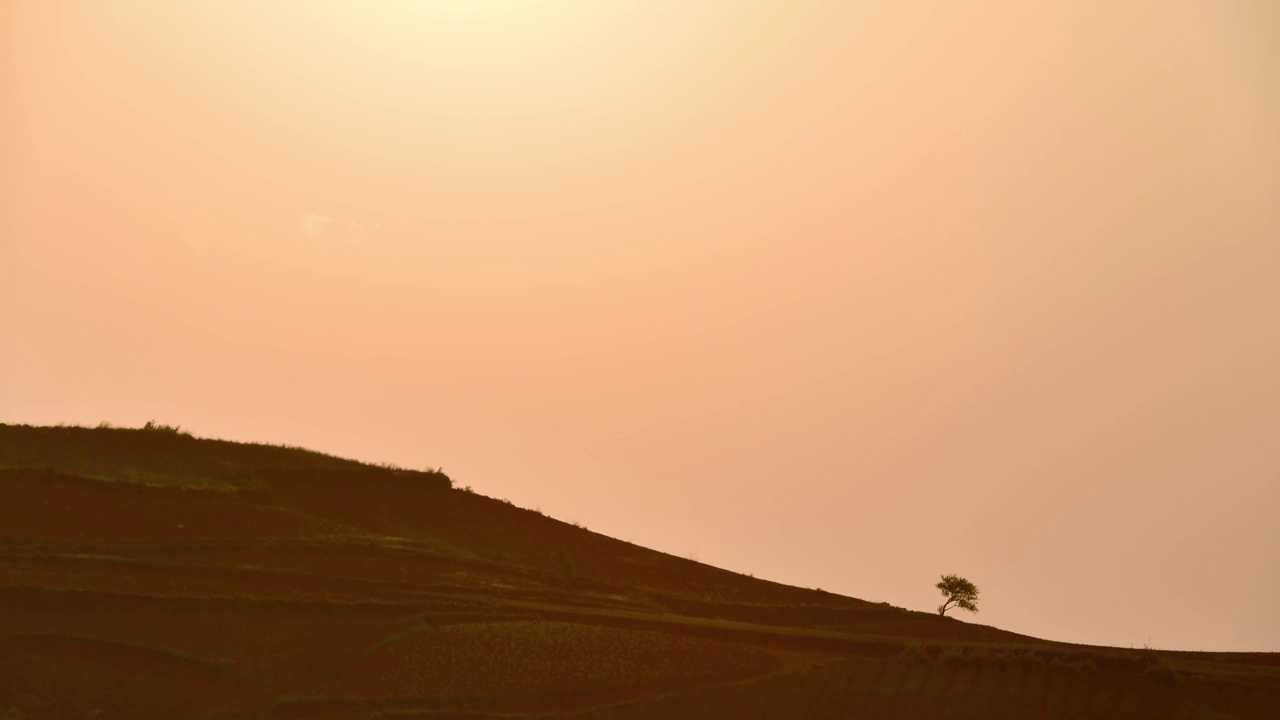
[3,1,1278,652]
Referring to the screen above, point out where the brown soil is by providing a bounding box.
[1,429,1276,719]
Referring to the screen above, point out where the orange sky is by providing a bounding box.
[3,1,1278,651]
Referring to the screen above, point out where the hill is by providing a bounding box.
[0,423,1275,719]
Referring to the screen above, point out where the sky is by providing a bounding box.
[2,1,1278,651]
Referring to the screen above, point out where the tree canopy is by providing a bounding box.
[936,574,979,616]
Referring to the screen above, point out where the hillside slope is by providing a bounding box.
[1,424,1275,719]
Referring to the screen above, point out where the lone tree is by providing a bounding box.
[936,574,979,616]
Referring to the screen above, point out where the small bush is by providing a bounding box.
[423,467,453,488]
[1017,650,1046,667]
[1141,656,1181,684]
[554,550,575,581]
[141,420,190,436]
[1053,656,1099,673]
[897,641,932,663]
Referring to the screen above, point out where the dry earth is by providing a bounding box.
[1,425,1276,719]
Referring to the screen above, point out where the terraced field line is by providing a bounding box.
[854,658,892,715]
[914,660,956,717]
[1048,668,1074,718]
[896,660,932,718]
[965,663,1002,717]
[1116,680,1142,717]
[1062,666,1091,719]
[1018,663,1050,718]
[810,664,842,718]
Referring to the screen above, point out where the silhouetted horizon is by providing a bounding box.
[4,1,1278,657]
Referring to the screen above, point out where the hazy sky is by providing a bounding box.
[3,1,1278,651]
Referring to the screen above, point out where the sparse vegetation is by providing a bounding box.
[341,620,773,700]
[897,641,932,662]
[1052,655,1099,673]
[141,420,191,436]
[274,694,359,707]
[6,632,234,672]
[0,424,1272,719]
[1138,651,1182,684]
[0,423,451,491]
